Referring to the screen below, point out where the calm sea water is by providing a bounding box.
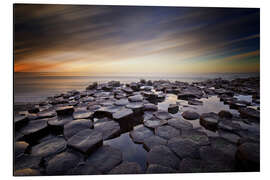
[14,72,259,103]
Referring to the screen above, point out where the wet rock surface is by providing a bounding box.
[109,162,142,174]
[14,77,260,175]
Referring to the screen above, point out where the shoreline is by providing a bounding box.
[14,77,260,175]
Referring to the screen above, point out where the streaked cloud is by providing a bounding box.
[14,5,260,74]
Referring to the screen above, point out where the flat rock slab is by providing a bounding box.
[218,130,240,144]
[146,145,180,170]
[64,119,93,139]
[239,108,260,121]
[210,137,237,159]
[199,146,235,172]
[37,110,56,119]
[95,121,121,140]
[73,111,93,119]
[46,151,81,175]
[114,99,129,106]
[31,136,67,158]
[109,162,142,174]
[143,135,167,151]
[181,130,210,146]
[130,125,154,143]
[15,141,29,158]
[182,111,200,120]
[56,106,74,116]
[236,142,260,171]
[178,158,204,173]
[154,111,172,120]
[168,137,200,159]
[15,154,42,170]
[200,112,219,131]
[68,163,101,175]
[168,118,193,130]
[218,120,241,132]
[67,129,103,154]
[19,120,49,142]
[155,125,180,140]
[94,106,121,118]
[144,118,168,129]
[146,164,177,174]
[48,117,72,128]
[112,108,133,121]
[218,110,233,119]
[128,95,144,102]
[86,145,123,173]
[126,102,144,113]
[143,103,158,111]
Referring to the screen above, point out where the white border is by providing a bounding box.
[1,0,270,180]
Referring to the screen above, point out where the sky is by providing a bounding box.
[14,4,260,75]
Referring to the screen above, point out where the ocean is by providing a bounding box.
[14,72,259,103]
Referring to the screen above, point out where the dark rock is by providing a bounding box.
[168,117,193,130]
[168,137,200,159]
[143,103,158,111]
[210,137,237,159]
[14,168,40,176]
[37,110,56,119]
[218,130,240,144]
[168,104,179,114]
[109,162,142,174]
[154,110,172,120]
[31,136,67,158]
[28,107,40,114]
[218,120,241,132]
[146,145,180,170]
[67,129,103,154]
[130,125,154,143]
[46,151,81,175]
[128,94,144,102]
[188,99,203,105]
[182,111,200,120]
[199,146,236,172]
[178,93,197,100]
[143,135,167,151]
[122,87,133,94]
[47,117,73,131]
[126,102,144,114]
[146,164,177,173]
[178,158,204,173]
[218,110,233,119]
[94,106,121,118]
[112,108,133,121]
[239,108,260,121]
[15,154,42,170]
[15,141,29,158]
[155,125,180,140]
[85,145,122,173]
[144,117,167,129]
[200,112,219,131]
[68,162,101,175]
[55,106,74,116]
[236,142,260,171]
[86,82,98,90]
[114,98,129,106]
[64,119,93,139]
[95,121,121,140]
[20,120,48,142]
[181,130,210,146]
